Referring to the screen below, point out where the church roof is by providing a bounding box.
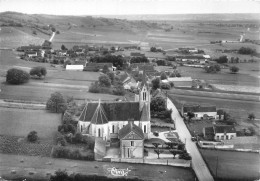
[90,102,108,124]
[79,102,141,123]
[118,121,144,140]
[140,103,149,121]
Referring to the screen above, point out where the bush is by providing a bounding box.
[30,66,47,78]
[6,68,30,84]
[161,82,170,90]
[230,66,239,73]
[56,134,67,146]
[52,146,94,161]
[27,131,38,143]
[169,82,174,87]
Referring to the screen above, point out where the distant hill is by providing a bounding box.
[0,11,161,34]
[95,13,260,22]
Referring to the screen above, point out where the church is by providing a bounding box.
[77,74,151,142]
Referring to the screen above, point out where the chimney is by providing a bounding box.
[128,118,134,129]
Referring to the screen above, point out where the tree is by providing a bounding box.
[154,149,164,159]
[46,92,67,113]
[27,131,38,142]
[160,72,167,80]
[150,97,166,112]
[248,113,255,120]
[150,47,157,52]
[30,66,47,78]
[6,68,30,84]
[161,83,170,90]
[187,112,195,120]
[170,149,180,159]
[230,66,239,73]
[238,47,256,55]
[98,74,111,87]
[102,65,109,74]
[151,78,161,90]
[61,44,67,50]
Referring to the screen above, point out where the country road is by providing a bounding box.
[167,97,214,181]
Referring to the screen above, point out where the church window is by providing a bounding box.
[112,125,115,133]
[144,125,146,133]
[131,141,134,146]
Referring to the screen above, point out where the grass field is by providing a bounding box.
[0,107,61,138]
[199,149,260,181]
[0,153,195,181]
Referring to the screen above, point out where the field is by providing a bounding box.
[199,149,260,181]
[0,107,61,138]
[0,153,195,181]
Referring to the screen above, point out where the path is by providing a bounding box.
[49,32,56,42]
[167,97,214,181]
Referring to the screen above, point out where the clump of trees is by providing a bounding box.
[230,66,239,73]
[151,78,161,90]
[204,64,221,73]
[89,71,125,96]
[150,47,162,52]
[150,97,172,122]
[130,56,149,64]
[238,47,256,55]
[89,55,125,69]
[46,92,67,113]
[214,56,228,64]
[30,66,47,78]
[6,68,30,84]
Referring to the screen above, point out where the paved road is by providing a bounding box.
[167,98,214,181]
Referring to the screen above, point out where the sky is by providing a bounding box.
[0,0,259,15]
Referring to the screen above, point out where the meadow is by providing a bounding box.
[0,107,61,138]
[199,149,260,181]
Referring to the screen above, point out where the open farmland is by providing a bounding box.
[0,107,61,138]
[199,149,260,181]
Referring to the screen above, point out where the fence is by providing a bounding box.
[110,158,191,168]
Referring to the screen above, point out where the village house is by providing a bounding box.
[166,77,193,88]
[182,104,217,119]
[25,51,38,58]
[203,125,237,140]
[120,73,138,90]
[78,74,151,145]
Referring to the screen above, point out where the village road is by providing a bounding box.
[167,97,214,181]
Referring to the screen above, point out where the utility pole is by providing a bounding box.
[216,156,219,179]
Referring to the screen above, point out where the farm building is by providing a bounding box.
[182,104,217,119]
[66,65,84,71]
[25,51,38,58]
[203,125,236,141]
[167,77,192,87]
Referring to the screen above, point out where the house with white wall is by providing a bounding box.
[203,125,236,141]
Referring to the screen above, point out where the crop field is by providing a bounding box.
[0,107,61,138]
[199,149,260,181]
